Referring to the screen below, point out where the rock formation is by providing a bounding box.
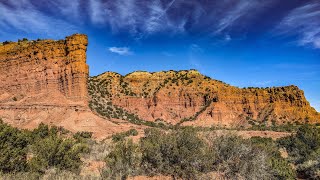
[0,34,89,103]
[90,70,320,127]
[1,34,319,135]
[0,34,140,139]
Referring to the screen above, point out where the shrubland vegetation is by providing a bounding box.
[248,121,301,132]
[111,129,139,142]
[0,120,91,178]
[103,127,295,180]
[278,124,320,179]
[1,118,319,179]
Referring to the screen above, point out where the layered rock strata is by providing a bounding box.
[0,34,140,139]
[0,34,89,103]
[90,70,320,127]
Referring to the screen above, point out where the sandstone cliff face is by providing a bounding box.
[90,70,320,127]
[0,35,140,139]
[0,34,89,104]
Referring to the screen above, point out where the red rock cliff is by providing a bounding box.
[0,34,140,139]
[89,70,320,127]
[0,34,89,104]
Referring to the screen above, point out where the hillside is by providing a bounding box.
[89,70,320,127]
[0,34,319,179]
[0,34,319,133]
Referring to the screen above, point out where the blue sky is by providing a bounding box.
[0,0,319,111]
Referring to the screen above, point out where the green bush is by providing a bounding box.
[140,127,211,179]
[278,124,320,179]
[104,127,294,179]
[112,129,139,142]
[29,136,88,173]
[104,139,141,179]
[278,124,320,163]
[0,121,90,175]
[73,131,93,142]
[211,135,275,179]
[0,120,28,173]
[250,137,296,179]
[296,156,320,179]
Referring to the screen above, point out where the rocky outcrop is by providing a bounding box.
[0,34,140,139]
[1,33,319,134]
[0,34,89,103]
[90,70,320,127]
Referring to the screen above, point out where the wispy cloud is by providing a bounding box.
[276,3,320,49]
[108,47,133,55]
[0,0,78,37]
[88,0,187,38]
[10,0,271,40]
[215,1,253,34]
[2,0,318,48]
[190,0,272,36]
[87,0,273,39]
[49,0,81,21]
[89,0,107,25]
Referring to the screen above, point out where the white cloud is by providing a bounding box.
[215,1,252,34]
[209,0,274,35]
[143,0,186,34]
[85,0,274,39]
[108,47,133,55]
[225,34,232,41]
[276,3,320,49]
[88,0,106,24]
[0,0,78,37]
[87,0,189,38]
[50,0,81,21]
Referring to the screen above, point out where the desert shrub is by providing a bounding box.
[104,139,141,179]
[0,121,90,176]
[0,172,40,180]
[210,135,274,180]
[278,124,320,179]
[28,135,89,173]
[0,120,28,173]
[27,123,66,141]
[103,127,297,179]
[73,131,93,143]
[250,122,298,132]
[250,137,296,179]
[278,124,320,163]
[140,127,212,179]
[296,156,320,179]
[112,129,138,142]
[2,41,12,45]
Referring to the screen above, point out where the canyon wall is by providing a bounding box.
[90,70,320,127]
[0,34,89,104]
[0,34,138,139]
[1,33,319,134]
